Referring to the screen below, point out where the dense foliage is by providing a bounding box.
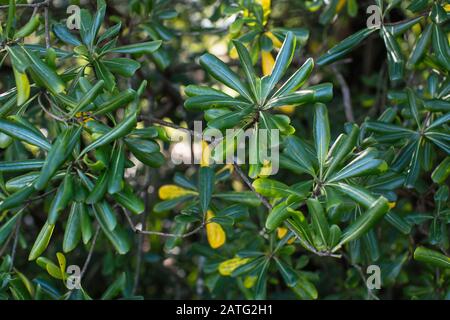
[0,0,449,300]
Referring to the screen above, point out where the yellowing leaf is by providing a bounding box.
[445,4,450,12]
[206,210,226,249]
[261,50,275,76]
[13,67,30,106]
[46,263,63,280]
[218,257,250,276]
[229,46,238,59]
[388,202,396,209]
[158,185,197,200]
[56,252,67,281]
[244,275,258,288]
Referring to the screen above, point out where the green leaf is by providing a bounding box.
[317,28,377,65]
[381,27,405,81]
[93,206,129,254]
[233,40,258,100]
[112,185,145,215]
[199,53,253,102]
[63,202,82,253]
[263,31,296,100]
[185,95,252,111]
[334,197,389,251]
[47,174,73,224]
[273,58,314,97]
[0,211,22,246]
[268,83,333,108]
[35,126,82,190]
[69,80,104,117]
[307,198,330,248]
[80,113,136,157]
[328,149,388,182]
[0,118,51,151]
[80,204,93,244]
[414,246,450,269]
[108,142,125,194]
[314,103,330,173]
[109,40,162,54]
[52,24,82,46]
[252,178,300,198]
[326,124,359,177]
[29,222,54,260]
[94,89,136,115]
[103,58,140,78]
[198,167,215,213]
[432,157,450,184]
[431,23,450,70]
[409,23,432,66]
[86,170,108,204]
[274,257,298,287]
[21,46,66,94]
[0,185,35,212]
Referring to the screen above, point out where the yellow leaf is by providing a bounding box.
[13,67,30,106]
[277,227,295,244]
[201,140,211,167]
[218,257,250,276]
[265,31,282,48]
[261,50,275,76]
[244,275,258,288]
[277,227,288,239]
[158,185,197,200]
[56,252,67,281]
[46,263,63,280]
[337,0,346,12]
[206,210,226,249]
[276,105,295,114]
[229,46,238,59]
[388,202,396,209]
[445,4,450,12]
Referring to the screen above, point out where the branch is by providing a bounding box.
[122,208,207,238]
[0,0,49,9]
[81,224,100,280]
[331,65,354,122]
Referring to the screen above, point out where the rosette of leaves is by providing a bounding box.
[200,232,318,300]
[185,32,332,175]
[155,167,260,251]
[317,1,450,81]
[252,103,391,256]
[52,0,162,91]
[364,83,450,189]
[224,0,309,63]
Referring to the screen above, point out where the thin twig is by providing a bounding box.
[122,208,206,238]
[9,216,22,272]
[44,5,50,48]
[80,225,100,280]
[0,0,49,9]
[331,65,354,122]
[232,162,272,210]
[342,253,379,300]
